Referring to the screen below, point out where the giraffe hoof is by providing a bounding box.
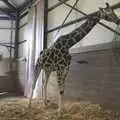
[27,102,32,109]
[55,110,64,119]
[44,99,50,106]
[20,109,30,117]
[56,107,66,115]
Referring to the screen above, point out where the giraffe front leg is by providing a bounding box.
[43,70,50,106]
[57,67,68,115]
[58,88,64,113]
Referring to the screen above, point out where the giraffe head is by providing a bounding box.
[99,3,120,24]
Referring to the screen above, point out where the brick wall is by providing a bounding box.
[64,49,120,111]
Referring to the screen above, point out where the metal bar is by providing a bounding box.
[2,0,17,11]
[99,22,120,36]
[0,42,13,44]
[0,40,27,45]
[48,0,70,12]
[0,16,11,20]
[14,14,20,58]
[20,11,28,20]
[9,19,14,70]
[18,2,29,12]
[16,40,27,45]
[19,23,28,29]
[18,0,34,13]
[0,27,15,30]
[0,40,26,44]
[55,0,79,36]
[0,43,14,48]
[47,16,87,33]
[47,1,120,34]
[0,8,16,19]
[58,0,120,36]
[44,0,48,49]
[112,2,120,9]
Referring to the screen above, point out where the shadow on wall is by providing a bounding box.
[0,59,18,94]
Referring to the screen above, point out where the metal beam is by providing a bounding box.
[44,0,48,49]
[16,40,27,45]
[18,0,34,13]
[58,0,120,36]
[0,43,14,48]
[18,2,29,13]
[2,0,17,11]
[0,40,27,45]
[47,16,86,33]
[14,14,20,58]
[47,2,120,34]
[48,0,70,12]
[20,11,28,20]
[0,16,12,20]
[19,23,28,29]
[0,8,16,19]
[0,27,15,30]
[56,0,80,35]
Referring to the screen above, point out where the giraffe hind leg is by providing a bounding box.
[42,70,50,105]
[28,66,42,109]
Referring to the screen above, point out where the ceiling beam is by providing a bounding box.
[2,0,17,11]
[20,11,28,20]
[0,8,16,19]
[47,1,120,33]
[0,16,11,20]
[48,0,70,12]
[18,0,34,13]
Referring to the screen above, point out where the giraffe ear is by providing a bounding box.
[99,7,103,11]
[105,2,110,8]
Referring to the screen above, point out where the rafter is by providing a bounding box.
[48,1,120,36]
[18,0,34,13]
[48,0,70,12]
[0,7,16,19]
[2,0,17,11]
[58,0,120,36]
[0,16,11,20]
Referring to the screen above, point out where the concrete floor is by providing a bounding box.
[0,92,25,101]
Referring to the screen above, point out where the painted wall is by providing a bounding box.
[0,20,15,58]
[19,14,28,58]
[47,0,120,51]
[18,14,28,94]
[0,20,16,92]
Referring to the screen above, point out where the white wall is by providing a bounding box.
[48,0,120,51]
[0,20,15,58]
[19,14,28,58]
[18,14,28,93]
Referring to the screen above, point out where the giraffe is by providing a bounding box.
[28,3,120,114]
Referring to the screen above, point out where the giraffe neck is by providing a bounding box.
[64,12,100,49]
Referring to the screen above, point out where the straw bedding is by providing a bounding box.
[0,99,119,120]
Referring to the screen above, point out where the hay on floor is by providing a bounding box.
[0,99,119,120]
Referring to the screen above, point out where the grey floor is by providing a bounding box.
[0,92,25,101]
